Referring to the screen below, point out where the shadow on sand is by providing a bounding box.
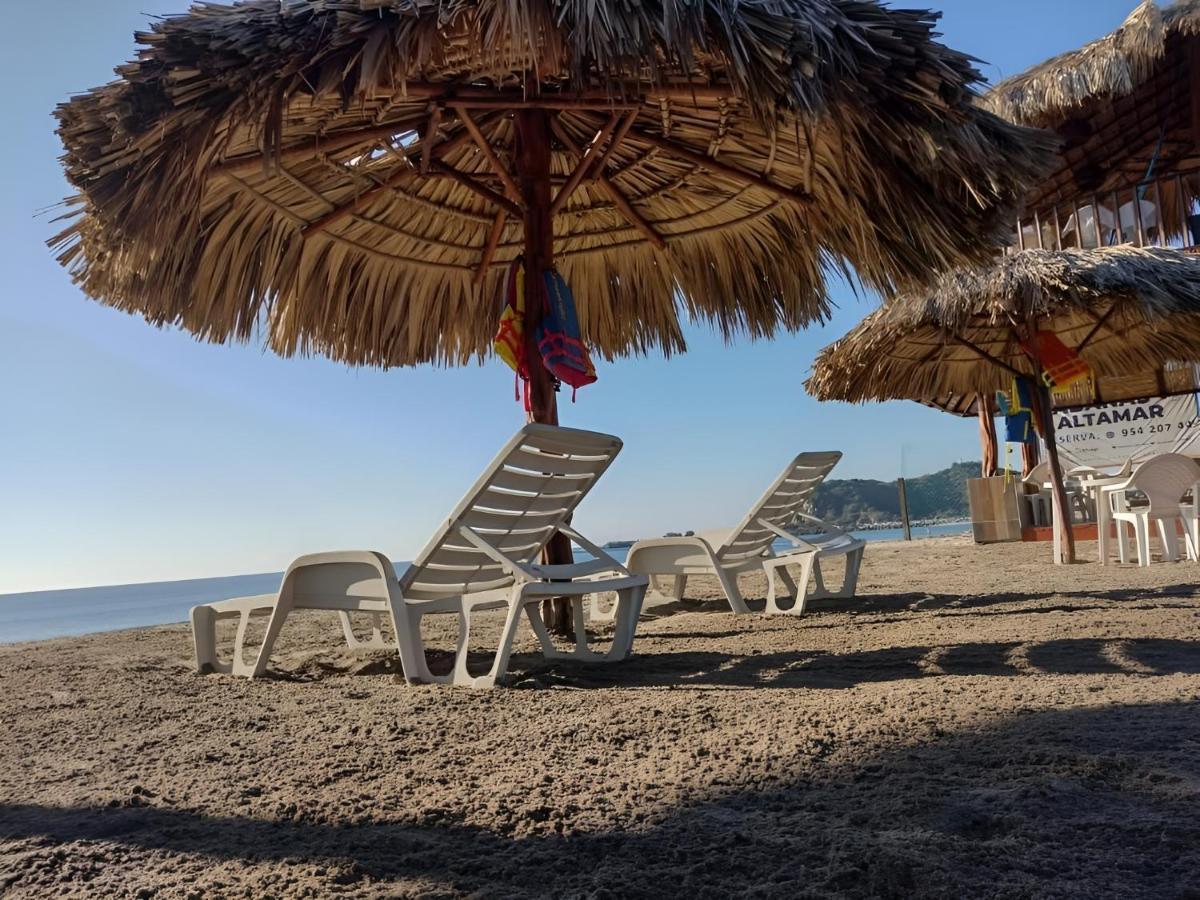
[518,636,1200,691]
[1,701,1197,898]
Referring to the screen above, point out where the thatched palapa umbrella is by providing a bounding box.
[806,246,1200,564]
[52,0,1052,628]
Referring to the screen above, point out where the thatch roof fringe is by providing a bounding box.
[805,247,1200,405]
[985,0,1200,127]
[52,0,1054,368]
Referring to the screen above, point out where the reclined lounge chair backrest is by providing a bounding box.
[401,424,623,601]
[716,451,843,565]
[1127,453,1200,518]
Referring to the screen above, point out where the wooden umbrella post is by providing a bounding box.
[1023,325,1077,565]
[515,107,574,635]
[977,393,998,477]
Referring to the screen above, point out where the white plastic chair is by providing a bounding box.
[1099,453,1200,566]
[1024,460,1096,524]
[191,425,648,688]
[622,452,865,616]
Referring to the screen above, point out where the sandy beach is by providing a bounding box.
[2,534,1198,899]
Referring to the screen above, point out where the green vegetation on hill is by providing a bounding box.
[809,461,979,528]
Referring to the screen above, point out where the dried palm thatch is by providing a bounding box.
[984,0,1200,128]
[805,247,1200,405]
[52,0,1053,369]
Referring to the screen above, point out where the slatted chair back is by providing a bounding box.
[400,424,623,601]
[715,452,843,565]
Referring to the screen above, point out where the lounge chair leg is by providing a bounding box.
[338,611,387,649]
[589,590,618,623]
[669,575,688,601]
[191,606,226,674]
[765,557,814,615]
[607,584,646,660]
[525,601,560,657]
[841,547,864,598]
[775,568,798,600]
[245,601,292,678]
[811,558,830,596]
[389,601,430,683]
[458,596,527,689]
[714,567,751,614]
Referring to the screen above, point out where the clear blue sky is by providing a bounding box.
[0,1,1135,592]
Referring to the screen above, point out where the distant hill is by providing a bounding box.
[809,461,979,528]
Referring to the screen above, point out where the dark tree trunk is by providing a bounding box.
[514,108,574,635]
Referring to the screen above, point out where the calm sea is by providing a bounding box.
[0,523,969,643]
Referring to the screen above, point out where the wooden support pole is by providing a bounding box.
[1022,317,1076,565]
[515,108,573,635]
[897,479,913,541]
[978,394,998,478]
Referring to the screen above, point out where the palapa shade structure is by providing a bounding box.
[52,0,1052,631]
[52,0,1053,376]
[806,246,1200,564]
[983,0,1200,244]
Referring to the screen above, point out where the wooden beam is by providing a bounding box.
[629,128,812,204]
[430,160,521,217]
[295,112,508,240]
[587,111,638,180]
[550,119,667,251]
[420,105,442,175]
[474,211,506,286]
[451,105,522,204]
[301,164,418,236]
[950,333,1026,379]
[214,116,426,176]
[1077,303,1119,352]
[551,116,619,216]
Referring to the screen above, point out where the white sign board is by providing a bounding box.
[1054,394,1200,468]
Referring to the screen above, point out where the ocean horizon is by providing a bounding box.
[0,523,970,644]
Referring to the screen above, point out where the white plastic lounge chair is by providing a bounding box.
[191,425,648,688]
[1098,453,1200,566]
[621,452,865,616]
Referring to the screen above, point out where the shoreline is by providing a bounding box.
[0,530,973,646]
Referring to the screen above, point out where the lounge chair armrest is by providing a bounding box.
[557,525,630,574]
[792,512,849,538]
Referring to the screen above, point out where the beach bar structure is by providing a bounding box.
[930,0,1200,426]
[917,0,1200,544]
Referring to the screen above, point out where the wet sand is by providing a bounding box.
[2,535,1198,898]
